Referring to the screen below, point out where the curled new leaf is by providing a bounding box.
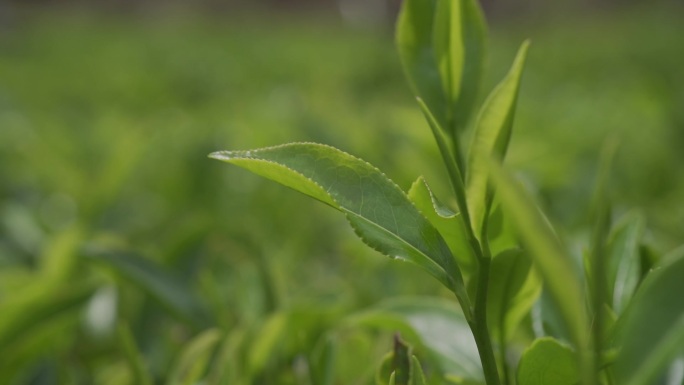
[467,41,530,237]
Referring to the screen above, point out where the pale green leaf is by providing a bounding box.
[467,41,530,237]
[487,249,541,344]
[433,0,487,132]
[396,0,448,130]
[615,247,684,385]
[168,329,223,385]
[487,162,589,354]
[210,143,467,301]
[408,176,476,275]
[410,356,428,385]
[517,337,579,385]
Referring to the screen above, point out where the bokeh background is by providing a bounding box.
[0,0,682,383]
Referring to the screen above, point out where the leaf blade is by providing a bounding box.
[467,41,530,236]
[210,143,467,302]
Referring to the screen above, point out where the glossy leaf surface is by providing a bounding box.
[210,143,466,298]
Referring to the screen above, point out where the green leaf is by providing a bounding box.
[517,337,579,385]
[345,297,483,382]
[168,329,223,385]
[487,249,541,344]
[210,143,468,304]
[607,211,645,314]
[487,163,589,355]
[117,323,153,385]
[84,248,207,327]
[396,0,448,130]
[614,247,684,385]
[467,41,530,237]
[433,0,487,132]
[408,176,476,275]
[410,356,428,385]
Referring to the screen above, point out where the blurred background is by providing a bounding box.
[0,0,682,383]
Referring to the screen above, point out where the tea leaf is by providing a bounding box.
[410,356,428,385]
[487,248,541,344]
[467,41,529,237]
[408,176,476,275]
[517,337,579,385]
[396,0,448,130]
[433,0,487,132]
[614,247,684,385]
[210,143,468,305]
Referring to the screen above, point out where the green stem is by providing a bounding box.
[471,256,501,385]
[419,98,500,385]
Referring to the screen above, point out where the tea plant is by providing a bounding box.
[212,0,684,384]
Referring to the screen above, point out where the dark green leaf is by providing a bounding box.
[517,337,579,385]
[210,143,468,303]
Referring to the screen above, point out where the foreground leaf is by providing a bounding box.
[517,337,578,385]
[487,162,591,378]
[345,297,482,382]
[467,41,530,237]
[210,143,468,303]
[614,247,684,385]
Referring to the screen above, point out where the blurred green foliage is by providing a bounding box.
[0,5,682,383]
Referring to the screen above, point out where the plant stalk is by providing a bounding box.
[420,98,501,385]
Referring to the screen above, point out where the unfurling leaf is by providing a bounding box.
[467,41,530,237]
